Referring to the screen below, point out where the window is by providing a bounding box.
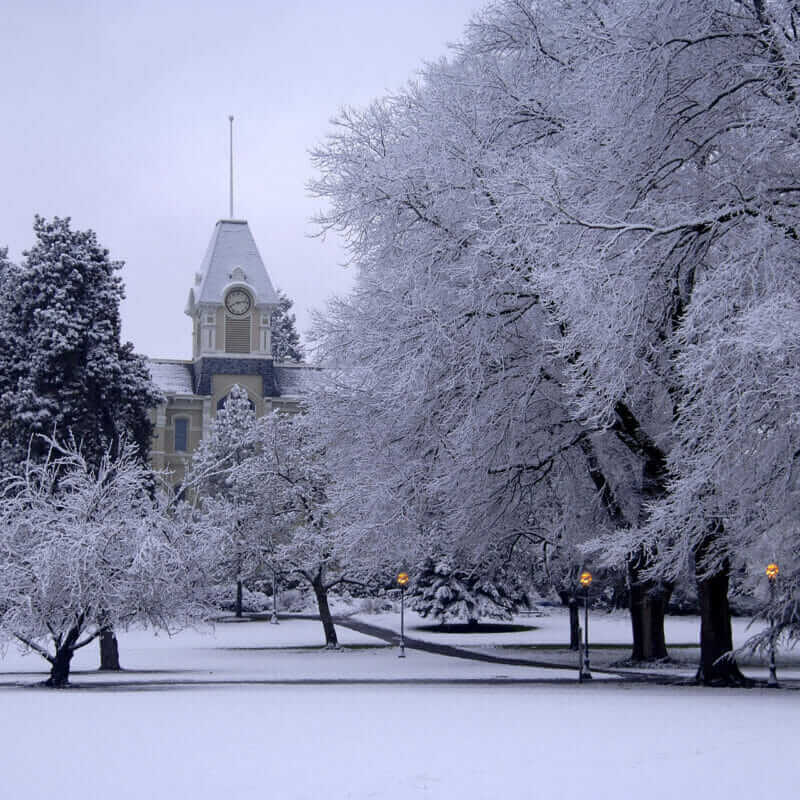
[174,418,189,452]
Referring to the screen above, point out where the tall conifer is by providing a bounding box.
[270,288,303,362]
[0,216,161,475]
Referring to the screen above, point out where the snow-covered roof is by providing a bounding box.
[274,364,315,396]
[189,220,279,310]
[147,359,195,395]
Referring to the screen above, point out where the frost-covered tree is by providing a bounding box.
[522,0,800,684]
[0,216,161,474]
[187,390,372,645]
[308,7,644,656]
[310,0,800,683]
[270,288,304,362]
[185,385,265,618]
[231,406,387,648]
[240,410,340,647]
[0,440,205,687]
[411,552,530,626]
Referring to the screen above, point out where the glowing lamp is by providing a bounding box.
[766,563,779,581]
[579,571,593,588]
[397,572,409,587]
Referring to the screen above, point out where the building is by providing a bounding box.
[147,218,307,483]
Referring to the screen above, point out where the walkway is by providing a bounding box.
[328,615,687,684]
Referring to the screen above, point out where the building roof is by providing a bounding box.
[187,219,279,312]
[274,364,313,396]
[147,359,195,395]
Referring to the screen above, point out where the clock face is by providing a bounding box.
[225,289,251,316]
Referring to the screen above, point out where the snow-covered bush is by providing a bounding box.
[358,597,396,615]
[276,588,312,614]
[207,585,271,614]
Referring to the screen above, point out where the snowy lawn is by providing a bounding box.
[0,616,581,685]
[352,607,800,682]
[0,681,796,800]
[0,613,797,799]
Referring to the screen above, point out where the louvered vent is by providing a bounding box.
[225,316,251,353]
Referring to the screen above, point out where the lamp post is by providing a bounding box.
[766,562,779,687]
[579,570,593,681]
[397,572,409,658]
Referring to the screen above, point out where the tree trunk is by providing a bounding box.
[568,597,580,651]
[46,647,75,687]
[629,563,670,662]
[694,538,749,686]
[559,591,580,650]
[610,404,672,662]
[235,579,243,618]
[311,576,339,648]
[99,627,121,671]
[45,625,81,687]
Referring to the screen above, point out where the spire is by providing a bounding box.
[185,220,279,314]
[228,115,234,219]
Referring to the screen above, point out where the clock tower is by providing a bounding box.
[184,218,280,411]
[147,217,307,484]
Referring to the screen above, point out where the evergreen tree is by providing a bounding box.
[187,384,258,496]
[270,288,303,362]
[411,554,530,626]
[0,246,13,296]
[0,216,161,475]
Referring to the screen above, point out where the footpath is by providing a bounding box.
[329,614,685,685]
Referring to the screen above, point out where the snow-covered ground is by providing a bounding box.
[351,607,800,680]
[0,616,581,685]
[0,612,796,800]
[1,681,796,800]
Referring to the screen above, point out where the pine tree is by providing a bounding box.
[270,288,303,362]
[187,384,258,496]
[0,216,162,475]
[411,554,530,626]
[0,246,13,296]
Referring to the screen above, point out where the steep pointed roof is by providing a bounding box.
[189,219,279,309]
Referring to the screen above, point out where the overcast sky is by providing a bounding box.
[1,0,486,359]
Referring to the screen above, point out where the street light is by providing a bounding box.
[579,570,593,681]
[766,563,779,688]
[397,572,409,658]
